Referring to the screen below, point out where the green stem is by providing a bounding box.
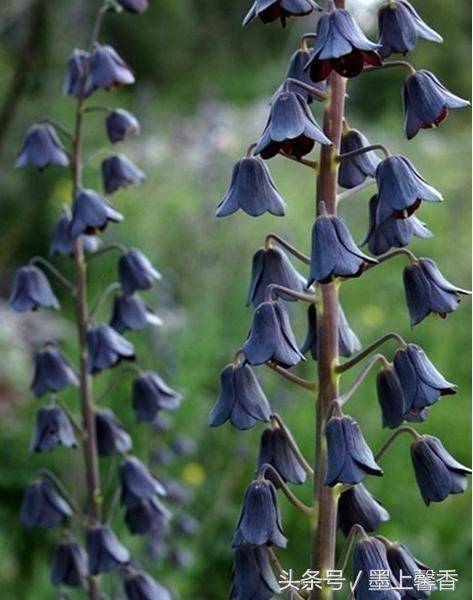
[28,256,76,292]
[336,524,368,572]
[267,361,317,392]
[259,464,316,518]
[265,283,318,304]
[338,354,389,406]
[265,233,311,265]
[336,143,390,162]
[337,179,375,202]
[271,413,314,477]
[363,60,416,76]
[336,332,406,374]
[279,150,319,170]
[88,282,121,321]
[375,426,422,462]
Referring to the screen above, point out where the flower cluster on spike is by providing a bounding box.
[9,2,191,598]
[209,1,471,599]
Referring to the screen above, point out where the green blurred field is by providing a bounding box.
[0,1,470,599]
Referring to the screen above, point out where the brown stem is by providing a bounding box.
[311,12,347,596]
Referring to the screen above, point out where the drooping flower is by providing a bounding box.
[353,537,401,600]
[230,544,281,600]
[209,362,271,430]
[385,541,432,599]
[393,343,456,414]
[376,365,406,429]
[173,513,200,536]
[20,478,72,529]
[403,70,469,139]
[278,49,326,104]
[216,157,286,218]
[63,49,91,98]
[338,484,390,537]
[305,9,381,82]
[247,246,306,307]
[110,293,162,334]
[403,258,470,326]
[242,0,319,28]
[119,456,166,509]
[51,538,88,588]
[101,154,145,194]
[257,427,306,484]
[117,0,149,14]
[309,211,376,285]
[70,188,123,237]
[300,303,361,360]
[118,249,161,294]
[95,409,133,456]
[325,414,382,486]
[410,435,471,505]
[132,371,183,422]
[30,345,79,397]
[86,324,135,375]
[106,109,141,143]
[242,300,304,367]
[338,129,380,189]
[377,0,443,59]
[49,212,100,257]
[362,194,432,256]
[232,478,287,548]
[254,91,330,159]
[124,569,172,600]
[9,266,60,313]
[15,124,69,170]
[375,155,442,224]
[125,496,171,535]
[86,525,130,575]
[31,406,77,452]
[87,44,135,93]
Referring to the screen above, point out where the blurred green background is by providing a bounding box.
[0,0,470,598]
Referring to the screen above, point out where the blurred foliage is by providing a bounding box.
[0,0,470,599]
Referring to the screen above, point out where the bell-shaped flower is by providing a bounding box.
[110,293,162,334]
[101,154,145,194]
[63,49,92,98]
[279,49,326,104]
[411,435,471,505]
[385,541,432,599]
[86,525,130,575]
[403,70,469,139]
[16,124,69,170]
[338,129,380,189]
[133,371,183,421]
[70,188,123,237]
[51,538,88,588]
[50,212,100,257]
[232,478,287,548]
[247,246,306,307]
[403,258,470,326]
[325,414,382,486]
[393,343,456,414]
[375,155,442,224]
[119,456,166,509]
[230,544,281,600]
[125,496,171,535]
[242,0,319,28]
[309,211,376,285]
[362,194,432,256]
[20,478,72,529]
[106,109,141,143]
[376,366,406,429]
[86,324,135,375]
[305,9,381,82]
[118,0,149,13]
[338,484,390,537]
[174,513,200,536]
[124,570,172,600]
[86,44,135,93]
[378,0,443,59]
[254,91,330,160]
[301,304,361,360]
[209,362,271,430]
[30,344,79,397]
[9,266,60,313]
[95,409,132,456]
[257,427,306,484]
[118,249,161,294]
[31,406,77,452]
[242,300,304,367]
[216,157,286,218]
[353,537,401,600]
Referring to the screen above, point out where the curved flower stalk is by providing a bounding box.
[210,1,471,599]
[10,3,182,599]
